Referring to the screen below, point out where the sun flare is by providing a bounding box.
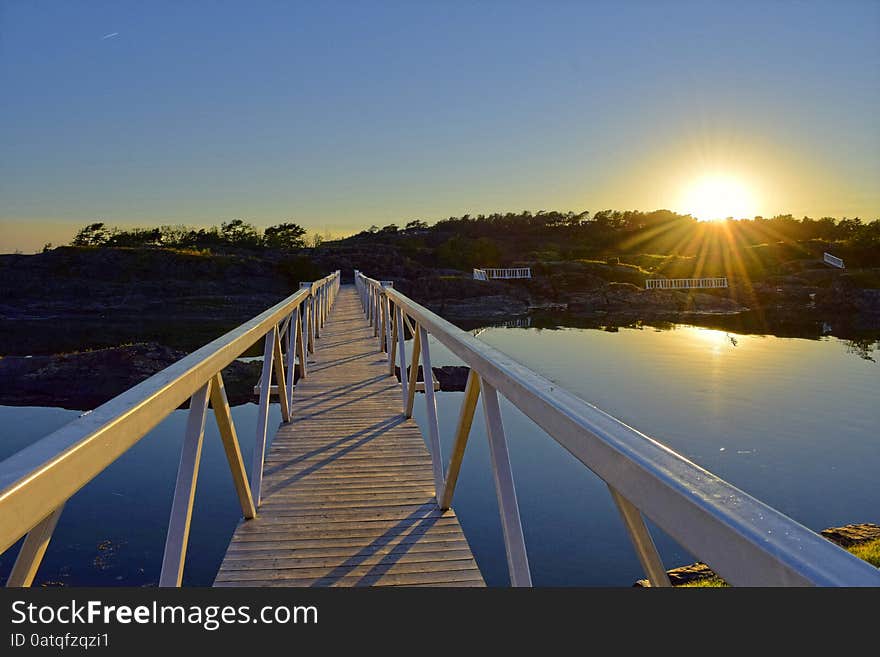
[680,174,759,222]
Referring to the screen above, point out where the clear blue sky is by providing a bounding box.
[1,0,878,251]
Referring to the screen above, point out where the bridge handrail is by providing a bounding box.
[0,271,341,586]
[355,270,879,587]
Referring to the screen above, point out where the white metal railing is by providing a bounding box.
[355,270,880,587]
[823,252,845,269]
[645,277,728,290]
[475,267,531,280]
[0,271,341,587]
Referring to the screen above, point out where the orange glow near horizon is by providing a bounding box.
[679,174,760,222]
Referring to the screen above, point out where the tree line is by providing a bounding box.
[353,210,879,243]
[347,210,880,270]
[68,219,313,250]
[64,210,879,271]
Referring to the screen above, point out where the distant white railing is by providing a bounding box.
[356,269,880,587]
[823,253,845,269]
[0,271,341,587]
[645,277,728,290]
[475,267,531,280]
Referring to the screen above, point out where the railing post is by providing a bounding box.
[313,288,320,339]
[308,295,315,352]
[395,305,409,412]
[296,302,308,379]
[480,377,532,587]
[389,300,398,375]
[373,289,381,338]
[383,283,395,360]
[286,307,299,409]
[250,328,276,507]
[5,505,64,587]
[418,326,444,497]
[159,379,212,587]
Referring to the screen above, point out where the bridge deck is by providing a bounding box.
[214,286,484,587]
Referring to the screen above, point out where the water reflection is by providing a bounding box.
[408,313,879,584]
[2,314,877,587]
[463,311,880,363]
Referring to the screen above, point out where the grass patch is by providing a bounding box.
[676,538,880,587]
[848,538,880,567]
[679,576,728,588]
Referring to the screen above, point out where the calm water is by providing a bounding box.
[1,324,877,586]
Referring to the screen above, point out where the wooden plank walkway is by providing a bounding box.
[214,285,485,587]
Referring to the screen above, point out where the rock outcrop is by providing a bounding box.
[0,343,266,410]
[633,523,880,587]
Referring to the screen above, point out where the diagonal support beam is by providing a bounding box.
[273,327,290,422]
[395,305,409,413]
[405,323,421,418]
[439,370,481,510]
[389,301,398,376]
[250,328,276,507]
[296,305,308,379]
[210,373,256,521]
[609,485,671,587]
[6,505,64,587]
[286,307,299,409]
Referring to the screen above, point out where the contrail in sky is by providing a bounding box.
[102,32,119,40]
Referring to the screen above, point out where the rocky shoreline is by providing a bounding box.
[0,343,269,410]
[0,343,474,411]
[0,249,877,408]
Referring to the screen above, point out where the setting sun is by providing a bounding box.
[680,174,759,222]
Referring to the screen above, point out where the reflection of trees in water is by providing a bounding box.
[844,339,879,363]
[478,311,880,364]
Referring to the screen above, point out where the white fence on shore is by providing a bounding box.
[823,253,845,269]
[645,277,728,290]
[474,267,531,280]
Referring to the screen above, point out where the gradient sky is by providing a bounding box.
[2,1,878,252]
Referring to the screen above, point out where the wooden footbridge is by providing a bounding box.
[2,270,878,588]
[214,286,483,586]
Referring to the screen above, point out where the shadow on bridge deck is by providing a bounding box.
[214,286,484,587]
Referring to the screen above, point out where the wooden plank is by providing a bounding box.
[227,529,467,550]
[216,558,481,581]
[215,568,484,587]
[216,286,483,587]
[230,516,463,538]
[230,528,466,548]
[219,543,475,567]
